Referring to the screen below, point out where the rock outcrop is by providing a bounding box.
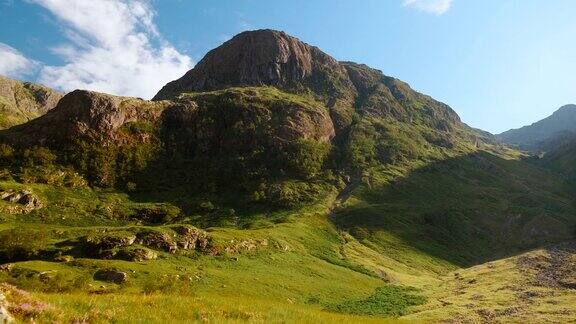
[154,30,355,102]
[162,87,335,158]
[4,90,171,146]
[0,189,42,210]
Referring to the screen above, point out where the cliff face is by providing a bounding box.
[0,75,64,128]
[5,90,171,146]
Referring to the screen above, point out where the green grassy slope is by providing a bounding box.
[0,181,433,322]
[335,151,576,270]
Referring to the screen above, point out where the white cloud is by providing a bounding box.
[29,0,193,99]
[403,0,453,15]
[0,43,38,78]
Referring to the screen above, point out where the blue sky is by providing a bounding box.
[0,0,575,133]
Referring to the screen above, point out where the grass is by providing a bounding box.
[1,146,575,322]
[405,245,576,322]
[0,180,430,322]
[327,286,426,317]
[1,83,575,322]
[334,151,576,270]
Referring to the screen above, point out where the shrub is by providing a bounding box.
[0,229,49,261]
[266,181,331,208]
[0,143,14,166]
[283,139,331,179]
[133,204,181,224]
[23,146,57,167]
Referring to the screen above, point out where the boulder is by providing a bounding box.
[54,255,74,263]
[83,232,137,250]
[174,226,211,251]
[118,248,158,262]
[93,269,127,284]
[18,192,43,209]
[136,230,178,253]
[0,189,42,209]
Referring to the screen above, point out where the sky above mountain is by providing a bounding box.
[0,0,574,133]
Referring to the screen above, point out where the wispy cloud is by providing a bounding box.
[28,0,193,99]
[0,43,38,78]
[403,0,453,15]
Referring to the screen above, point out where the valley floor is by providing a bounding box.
[1,214,576,323]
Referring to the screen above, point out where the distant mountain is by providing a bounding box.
[0,75,63,129]
[497,104,576,151]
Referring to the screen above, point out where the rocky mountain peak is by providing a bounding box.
[153,29,353,101]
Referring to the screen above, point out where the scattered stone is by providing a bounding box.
[118,248,158,262]
[0,264,13,272]
[93,269,127,284]
[517,242,576,290]
[54,255,74,263]
[0,293,14,324]
[83,232,137,250]
[0,189,43,211]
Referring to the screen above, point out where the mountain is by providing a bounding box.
[497,104,576,151]
[3,29,482,204]
[154,30,462,133]
[0,75,63,129]
[0,29,575,323]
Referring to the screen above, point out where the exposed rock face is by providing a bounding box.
[153,29,462,133]
[154,29,359,131]
[154,29,355,102]
[5,90,171,146]
[162,88,335,158]
[0,75,63,129]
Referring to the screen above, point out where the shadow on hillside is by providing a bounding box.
[331,151,576,268]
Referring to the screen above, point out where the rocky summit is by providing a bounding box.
[154,29,354,100]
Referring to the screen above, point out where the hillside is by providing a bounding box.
[0,75,63,129]
[0,29,575,322]
[498,104,576,151]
